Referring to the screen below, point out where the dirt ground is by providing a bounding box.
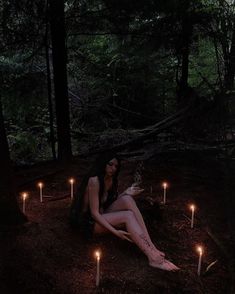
[0,155,233,293]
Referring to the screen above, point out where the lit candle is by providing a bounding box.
[197,246,203,276]
[38,182,44,203]
[95,250,101,287]
[22,192,28,214]
[162,182,168,204]
[190,204,195,228]
[69,178,75,200]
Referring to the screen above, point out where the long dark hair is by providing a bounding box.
[70,152,121,221]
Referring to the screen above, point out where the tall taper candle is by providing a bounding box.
[22,192,28,214]
[38,182,43,203]
[95,251,101,287]
[190,204,195,228]
[69,178,74,200]
[197,246,203,276]
[162,182,167,204]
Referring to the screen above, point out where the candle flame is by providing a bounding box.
[95,250,101,260]
[197,246,203,255]
[22,192,28,200]
[38,182,43,188]
[190,204,195,211]
[162,182,168,188]
[69,178,75,184]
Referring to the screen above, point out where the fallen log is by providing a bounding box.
[81,105,191,156]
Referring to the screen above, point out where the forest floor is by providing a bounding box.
[0,153,234,294]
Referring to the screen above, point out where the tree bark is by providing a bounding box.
[176,6,193,108]
[45,0,56,160]
[0,96,27,225]
[224,26,235,91]
[49,0,72,161]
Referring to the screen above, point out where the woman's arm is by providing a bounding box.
[88,177,123,236]
[118,186,144,198]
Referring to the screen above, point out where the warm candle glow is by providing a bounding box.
[190,204,196,228]
[190,204,195,211]
[162,182,168,188]
[69,178,75,200]
[69,178,75,184]
[196,245,203,276]
[95,250,101,287]
[22,192,28,200]
[38,182,43,188]
[38,182,44,202]
[95,250,101,260]
[162,182,168,204]
[21,192,28,214]
[197,246,203,256]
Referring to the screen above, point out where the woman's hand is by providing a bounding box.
[124,186,144,196]
[115,230,133,242]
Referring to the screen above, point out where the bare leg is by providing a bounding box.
[106,195,165,257]
[94,210,179,271]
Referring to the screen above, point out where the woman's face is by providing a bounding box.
[105,158,119,177]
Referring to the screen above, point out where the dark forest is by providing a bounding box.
[0,0,235,293]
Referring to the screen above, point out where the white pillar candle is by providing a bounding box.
[95,250,101,287]
[162,182,167,204]
[190,204,195,228]
[197,246,203,276]
[22,192,28,214]
[38,182,43,203]
[69,178,74,200]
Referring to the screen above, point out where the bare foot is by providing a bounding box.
[157,250,165,257]
[149,258,180,271]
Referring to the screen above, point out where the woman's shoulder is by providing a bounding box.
[88,176,99,186]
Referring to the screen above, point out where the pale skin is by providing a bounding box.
[83,158,179,271]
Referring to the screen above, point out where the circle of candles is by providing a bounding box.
[190,204,195,228]
[22,192,28,214]
[95,250,101,287]
[38,182,44,203]
[197,246,203,276]
[69,178,75,200]
[162,182,168,204]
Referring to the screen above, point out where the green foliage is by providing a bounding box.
[5,104,53,164]
[1,51,51,163]
[189,38,218,95]
[1,0,234,163]
[68,32,178,130]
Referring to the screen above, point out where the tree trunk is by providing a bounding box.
[224,26,235,91]
[176,9,193,108]
[49,0,72,161]
[45,1,56,160]
[0,96,27,225]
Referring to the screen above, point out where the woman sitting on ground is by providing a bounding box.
[70,152,179,271]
